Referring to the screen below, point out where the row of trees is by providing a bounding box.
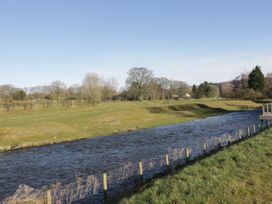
[0,67,191,103]
[0,66,271,103]
[0,85,27,101]
[220,66,271,99]
[0,74,118,104]
[40,74,118,104]
[192,82,219,98]
[124,67,189,100]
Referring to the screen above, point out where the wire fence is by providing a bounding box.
[1,120,271,204]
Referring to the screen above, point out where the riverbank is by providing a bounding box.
[0,99,259,152]
[119,128,272,204]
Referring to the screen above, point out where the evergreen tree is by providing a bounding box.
[248,66,265,92]
[196,81,219,98]
[197,83,206,98]
[192,84,198,98]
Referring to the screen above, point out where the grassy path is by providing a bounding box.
[0,99,259,152]
[120,128,272,204]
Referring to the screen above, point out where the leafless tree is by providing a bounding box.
[168,80,188,98]
[156,77,170,99]
[265,73,272,97]
[102,78,118,101]
[67,84,82,100]
[144,78,161,100]
[0,85,17,101]
[81,73,103,104]
[49,81,67,102]
[126,67,154,100]
[231,73,249,98]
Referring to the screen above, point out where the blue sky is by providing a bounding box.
[0,0,272,88]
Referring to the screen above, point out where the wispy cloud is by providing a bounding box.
[147,50,272,85]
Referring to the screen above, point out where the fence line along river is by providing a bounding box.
[0,110,262,202]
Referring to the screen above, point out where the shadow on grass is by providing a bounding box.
[146,103,232,118]
[253,99,272,104]
[225,103,258,110]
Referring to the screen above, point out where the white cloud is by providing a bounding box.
[2,50,272,88]
[57,50,272,87]
[144,50,272,85]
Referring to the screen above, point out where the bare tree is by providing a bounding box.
[27,85,50,100]
[156,77,170,99]
[67,84,81,100]
[81,73,103,104]
[126,67,154,100]
[102,78,118,101]
[0,85,17,101]
[231,73,249,98]
[169,80,188,98]
[265,73,272,97]
[143,78,161,100]
[49,81,67,102]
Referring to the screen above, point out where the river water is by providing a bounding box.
[0,110,261,200]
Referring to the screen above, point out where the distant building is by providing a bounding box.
[184,93,191,98]
[171,93,191,100]
[172,95,180,100]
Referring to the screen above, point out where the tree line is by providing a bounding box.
[0,66,271,104]
[0,67,191,103]
[219,66,271,99]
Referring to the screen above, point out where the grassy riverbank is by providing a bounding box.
[0,99,259,152]
[120,128,272,204]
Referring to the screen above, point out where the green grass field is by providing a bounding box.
[0,99,260,152]
[119,128,272,204]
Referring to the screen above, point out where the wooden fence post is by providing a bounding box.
[138,161,143,176]
[138,161,143,184]
[46,190,52,204]
[203,142,207,154]
[218,137,221,148]
[253,124,256,134]
[227,134,231,145]
[186,148,190,161]
[165,154,169,167]
[103,173,108,202]
[238,130,242,140]
[247,127,250,137]
[165,154,170,173]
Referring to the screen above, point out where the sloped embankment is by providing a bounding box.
[120,128,272,204]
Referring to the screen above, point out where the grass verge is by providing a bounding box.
[119,128,272,204]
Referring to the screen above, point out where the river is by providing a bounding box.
[0,110,260,201]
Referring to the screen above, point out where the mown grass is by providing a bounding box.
[119,128,272,204]
[0,99,260,152]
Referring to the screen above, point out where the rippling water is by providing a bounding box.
[0,110,261,200]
